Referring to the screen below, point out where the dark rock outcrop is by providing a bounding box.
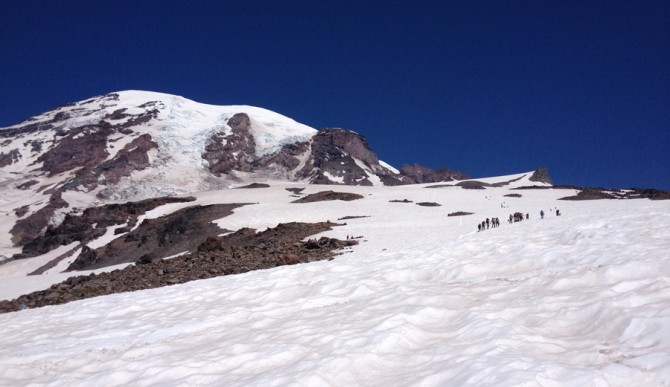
[291,190,365,203]
[457,181,488,190]
[559,189,618,201]
[236,183,270,189]
[559,187,670,201]
[9,192,69,246]
[0,149,21,167]
[97,133,158,184]
[455,175,527,190]
[416,202,441,207]
[66,202,246,271]
[203,113,257,175]
[529,167,553,184]
[400,163,469,183]
[36,124,113,176]
[0,221,358,313]
[13,196,196,259]
[295,129,408,186]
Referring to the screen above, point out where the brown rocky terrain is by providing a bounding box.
[291,190,364,203]
[66,203,248,271]
[296,128,407,186]
[400,163,469,183]
[511,184,670,200]
[202,113,257,176]
[558,187,670,201]
[13,196,197,260]
[0,221,357,314]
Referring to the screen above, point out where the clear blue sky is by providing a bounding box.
[1,1,668,189]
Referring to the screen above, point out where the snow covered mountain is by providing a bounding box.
[2,91,669,385]
[0,91,467,255]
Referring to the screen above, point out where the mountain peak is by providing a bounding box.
[2,91,462,251]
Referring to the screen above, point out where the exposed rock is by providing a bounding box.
[389,199,413,203]
[515,185,670,201]
[0,221,358,313]
[337,215,370,220]
[13,196,196,259]
[295,128,407,186]
[504,193,522,198]
[400,163,469,183]
[512,185,553,190]
[0,149,21,167]
[66,202,247,271]
[448,211,474,217]
[457,181,488,190]
[97,133,158,184]
[36,124,113,176]
[529,167,553,184]
[17,180,39,190]
[138,253,162,265]
[291,190,364,203]
[9,192,69,246]
[236,183,270,189]
[416,202,441,207]
[456,175,528,190]
[203,113,257,175]
[628,188,670,200]
[559,189,621,201]
[28,245,81,275]
[255,141,311,174]
[286,187,305,194]
[14,205,30,218]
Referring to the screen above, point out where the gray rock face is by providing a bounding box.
[3,95,162,246]
[203,113,257,175]
[529,167,553,184]
[295,128,407,186]
[0,149,21,167]
[400,163,470,183]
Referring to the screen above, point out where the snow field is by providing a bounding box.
[0,174,669,385]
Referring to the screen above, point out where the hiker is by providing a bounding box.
[526,213,529,220]
[540,210,544,219]
[508,214,513,224]
[486,218,490,229]
[478,223,482,232]
[556,209,561,216]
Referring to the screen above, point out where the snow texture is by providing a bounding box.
[1,172,669,385]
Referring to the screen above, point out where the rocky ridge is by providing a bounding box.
[0,221,357,313]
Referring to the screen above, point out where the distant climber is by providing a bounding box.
[540,210,544,219]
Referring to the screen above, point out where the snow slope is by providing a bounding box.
[1,172,669,386]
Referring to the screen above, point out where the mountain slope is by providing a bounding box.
[0,172,669,385]
[0,91,472,256]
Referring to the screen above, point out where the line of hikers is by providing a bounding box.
[478,217,500,231]
[478,209,561,232]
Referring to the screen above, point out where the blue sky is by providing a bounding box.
[1,1,668,189]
